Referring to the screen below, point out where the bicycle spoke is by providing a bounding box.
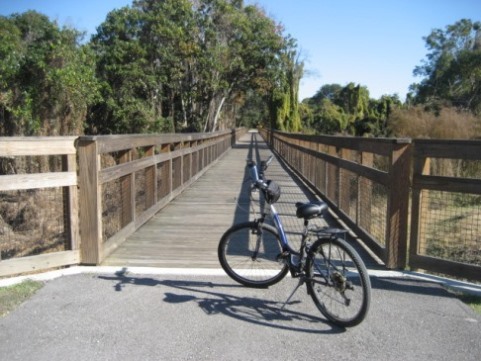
[306,237,371,327]
[218,222,288,287]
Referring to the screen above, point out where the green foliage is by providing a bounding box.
[412,19,481,115]
[0,11,100,136]
[301,83,401,136]
[302,18,481,139]
[3,7,480,138]
[1,1,303,136]
[87,0,303,134]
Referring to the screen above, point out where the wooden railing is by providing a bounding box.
[77,129,245,265]
[2,127,480,282]
[409,139,481,281]
[0,129,246,276]
[0,137,80,276]
[261,129,481,282]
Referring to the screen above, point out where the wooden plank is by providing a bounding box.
[413,174,481,194]
[0,137,77,156]
[83,130,233,154]
[77,139,103,265]
[98,143,213,184]
[414,139,481,160]
[385,142,411,268]
[0,172,77,191]
[409,254,481,282]
[0,251,80,277]
[275,139,389,185]
[102,131,351,269]
[64,154,80,251]
[273,131,410,156]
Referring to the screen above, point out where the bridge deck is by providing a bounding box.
[102,131,341,268]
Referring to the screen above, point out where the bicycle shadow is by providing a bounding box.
[97,269,346,335]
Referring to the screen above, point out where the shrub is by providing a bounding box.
[388,106,480,139]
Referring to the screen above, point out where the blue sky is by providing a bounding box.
[1,0,480,100]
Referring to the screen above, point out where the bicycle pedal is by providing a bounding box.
[278,251,289,258]
[277,251,289,263]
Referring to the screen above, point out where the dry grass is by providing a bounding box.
[0,189,66,260]
[421,193,481,266]
[388,106,481,139]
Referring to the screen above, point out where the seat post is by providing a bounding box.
[302,219,310,238]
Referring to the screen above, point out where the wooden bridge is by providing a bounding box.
[102,131,353,268]
[1,129,481,281]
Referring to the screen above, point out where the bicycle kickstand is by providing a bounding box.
[279,276,305,312]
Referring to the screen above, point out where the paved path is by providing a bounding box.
[0,268,480,361]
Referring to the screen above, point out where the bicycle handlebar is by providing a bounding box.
[246,157,272,190]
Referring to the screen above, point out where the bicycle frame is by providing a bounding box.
[249,159,305,258]
[219,156,371,327]
[267,204,299,256]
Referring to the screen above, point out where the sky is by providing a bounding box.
[1,0,481,101]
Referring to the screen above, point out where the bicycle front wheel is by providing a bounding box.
[306,237,371,327]
[218,222,288,288]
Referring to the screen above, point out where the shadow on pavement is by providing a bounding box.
[370,276,457,298]
[97,268,346,335]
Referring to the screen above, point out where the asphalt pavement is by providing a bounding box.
[0,267,480,361]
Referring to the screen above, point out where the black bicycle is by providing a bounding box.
[218,155,371,327]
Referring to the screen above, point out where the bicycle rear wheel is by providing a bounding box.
[218,222,288,288]
[306,237,371,327]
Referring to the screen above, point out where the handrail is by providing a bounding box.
[0,128,246,276]
[260,128,481,282]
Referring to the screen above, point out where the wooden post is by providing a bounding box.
[62,153,80,251]
[339,148,351,215]
[144,146,156,209]
[77,138,103,265]
[119,149,133,226]
[160,143,172,198]
[327,145,338,205]
[385,140,412,269]
[359,151,374,232]
[409,154,431,270]
[231,128,236,148]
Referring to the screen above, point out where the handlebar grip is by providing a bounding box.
[266,155,273,166]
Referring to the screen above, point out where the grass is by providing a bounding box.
[459,293,481,315]
[0,280,44,317]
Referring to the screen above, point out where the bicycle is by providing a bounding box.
[218,155,371,327]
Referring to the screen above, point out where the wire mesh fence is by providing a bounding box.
[0,188,68,260]
[264,131,481,281]
[418,189,481,266]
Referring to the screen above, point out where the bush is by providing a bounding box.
[388,106,480,139]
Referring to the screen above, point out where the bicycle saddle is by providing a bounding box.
[295,201,328,220]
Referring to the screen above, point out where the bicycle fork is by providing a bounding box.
[250,217,267,261]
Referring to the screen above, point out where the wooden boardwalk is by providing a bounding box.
[102,131,331,268]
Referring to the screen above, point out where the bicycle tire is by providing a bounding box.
[306,237,371,327]
[218,222,289,288]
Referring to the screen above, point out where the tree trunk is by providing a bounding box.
[211,95,226,132]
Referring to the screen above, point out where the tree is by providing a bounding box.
[412,19,481,115]
[0,16,24,135]
[87,0,302,134]
[301,83,401,136]
[88,6,155,134]
[0,11,99,136]
[309,84,342,104]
